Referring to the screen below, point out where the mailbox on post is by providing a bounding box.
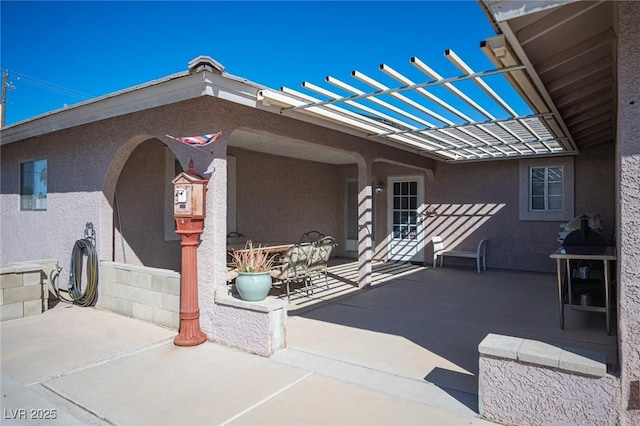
[173,167,206,218]
[172,160,207,346]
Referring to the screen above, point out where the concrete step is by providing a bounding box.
[271,347,479,418]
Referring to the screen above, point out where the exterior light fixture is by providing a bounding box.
[375,182,385,193]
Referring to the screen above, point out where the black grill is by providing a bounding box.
[562,215,607,254]
[561,215,609,308]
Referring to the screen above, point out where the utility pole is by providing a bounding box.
[1,70,7,128]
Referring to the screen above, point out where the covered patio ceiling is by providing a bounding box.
[230,129,357,165]
[257,0,615,164]
[481,0,616,152]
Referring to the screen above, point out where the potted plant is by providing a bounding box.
[230,240,275,301]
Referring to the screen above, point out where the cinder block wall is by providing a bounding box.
[0,259,56,321]
[98,261,180,330]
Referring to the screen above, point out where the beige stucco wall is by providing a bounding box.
[1,5,631,422]
[617,1,640,422]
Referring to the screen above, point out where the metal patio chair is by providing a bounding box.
[270,241,314,301]
[227,231,247,245]
[297,230,325,243]
[307,236,337,291]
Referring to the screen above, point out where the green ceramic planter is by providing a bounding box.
[235,271,272,301]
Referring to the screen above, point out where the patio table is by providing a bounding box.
[226,241,293,255]
[550,246,616,334]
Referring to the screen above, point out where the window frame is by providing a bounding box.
[529,165,564,212]
[20,158,48,211]
[519,157,574,221]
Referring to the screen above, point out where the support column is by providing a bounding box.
[617,2,640,423]
[357,156,374,288]
[190,138,228,337]
[174,218,207,346]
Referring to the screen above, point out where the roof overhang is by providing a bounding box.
[0,59,264,146]
[480,0,617,152]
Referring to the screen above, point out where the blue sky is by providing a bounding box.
[1,1,522,126]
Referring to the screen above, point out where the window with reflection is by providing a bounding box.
[530,166,563,211]
[20,159,47,211]
[519,157,573,222]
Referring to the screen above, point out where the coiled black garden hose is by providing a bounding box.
[50,235,99,307]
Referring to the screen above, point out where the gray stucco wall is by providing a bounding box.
[114,139,181,271]
[0,95,433,266]
[3,92,614,276]
[0,134,105,270]
[333,145,614,273]
[427,144,615,273]
[228,147,340,245]
[335,162,428,260]
[480,355,619,425]
[617,1,640,422]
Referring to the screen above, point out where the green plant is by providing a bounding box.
[231,240,275,273]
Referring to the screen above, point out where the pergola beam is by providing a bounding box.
[258,42,571,162]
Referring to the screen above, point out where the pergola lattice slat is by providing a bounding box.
[258,48,573,162]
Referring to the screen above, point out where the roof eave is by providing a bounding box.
[480,0,580,154]
[482,0,577,22]
[0,68,266,146]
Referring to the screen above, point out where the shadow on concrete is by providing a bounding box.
[285,264,619,413]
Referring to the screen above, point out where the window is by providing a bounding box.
[530,166,563,211]
[519,157,574,221]
[20,159,47,210]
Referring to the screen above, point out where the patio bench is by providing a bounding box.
[433,237,488,273]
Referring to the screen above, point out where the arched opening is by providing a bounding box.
[106,138,183,271]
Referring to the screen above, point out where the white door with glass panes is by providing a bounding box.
[387,175,426,263]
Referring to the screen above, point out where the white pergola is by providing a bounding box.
[258,42,575,162]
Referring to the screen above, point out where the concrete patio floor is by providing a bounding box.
[278,261,618,412]
[1,261,617,425]
[1,301,497,425]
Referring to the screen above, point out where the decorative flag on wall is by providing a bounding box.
[165,131,223,147]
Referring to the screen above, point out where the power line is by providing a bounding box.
[1,70,10,127]
[5,69,93,100]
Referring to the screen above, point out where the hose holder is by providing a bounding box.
[51,223,99,307]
